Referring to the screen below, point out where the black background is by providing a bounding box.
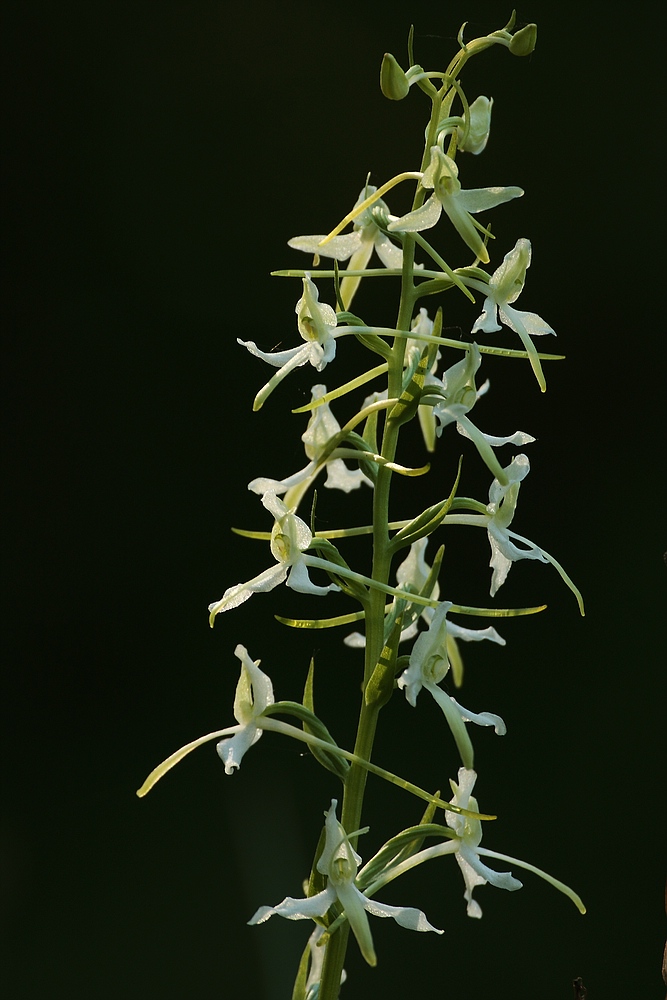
[4,2,665,998]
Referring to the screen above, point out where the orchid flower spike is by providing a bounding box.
[289,185,405,308]
[238,276,340,409]
[397,602,506,769]
[388,146,522,263]
[249,799,443,967]
[471,238,555,390]
[208,490,338,625]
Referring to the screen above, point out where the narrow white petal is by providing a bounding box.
[450,696,507,735]
[456,186,523,214]
[362,894,443,934]
[248,887,336,925]
[388,194,443,233]
[288,233,361,261]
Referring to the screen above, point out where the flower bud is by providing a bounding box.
[380,52,410,100]
[509,23,537,56]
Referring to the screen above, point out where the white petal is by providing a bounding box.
[288,556,339,596]
[388,194,443,234]
[208,563,288,617]
[502,304,555,337]
[216,725,261,774]
[248,887,336,925]
[450,696,507,735]
[288,233,362,261]
[343,631,366,648]
[458,843,523,892]
[456,423,535,448]
[373,231,404,269]
[362,894,443,934]
[238,338,304,369]
[456,186,523,215]
[471,296,501,335]
[324,459,368,493]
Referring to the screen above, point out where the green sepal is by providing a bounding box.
[391,457,462,551]
[364,615,405,709]
[308,536,370,601]
[264,698,349,781]
[276,609,367,630]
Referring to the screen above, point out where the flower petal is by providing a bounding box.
[248,887,336,925]
[388,194,443,234]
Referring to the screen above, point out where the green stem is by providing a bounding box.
[318,87,444,1000]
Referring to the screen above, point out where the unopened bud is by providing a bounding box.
[509,23,537,56]
[380,52,410,100]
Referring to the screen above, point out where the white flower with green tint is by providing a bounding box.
[485,453,547,595]
[388,146,522,263]
[422,343,535,480]
[249,799,443,967]
[470,238,555,390]
[216,646,274,774]
[238,276,340,408]
[208,490,338,625]
[289,185,404,308]
[248,384,369,503]
[381,769,586,919]
[397,602,506,769]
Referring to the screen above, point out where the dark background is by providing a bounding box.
[3,2,665,997]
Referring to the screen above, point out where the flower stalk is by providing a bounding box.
[137,14,586,998]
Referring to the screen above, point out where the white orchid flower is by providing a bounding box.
[485,453,548,595]
[469,238,554,390]
[208,491,338,625]
[216,646,274,773]
[421,342,535,480]
[135,645,275,796]
[289,185,406,308]
[238,277,340,408]
[373,769,585,919]
[249,799,443,967]
[397,602,506,769]
[248,384,369,505]
[388,146,522,263]
[444,454,584,612]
